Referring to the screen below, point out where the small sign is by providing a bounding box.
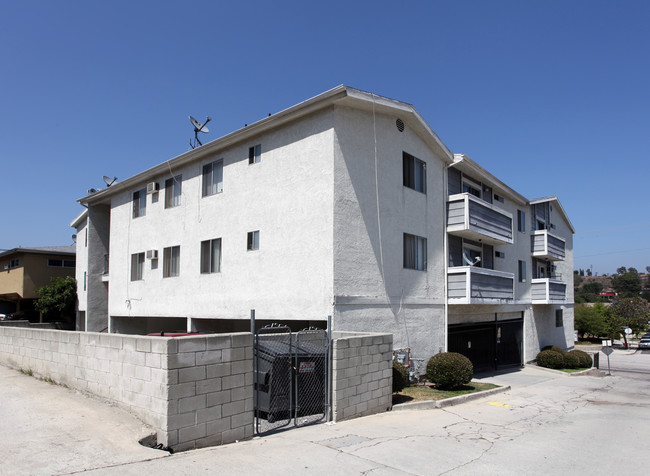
[602,346,614,356]
[299,361,316,373]
[602,340,612,347]
[624,327,632,335]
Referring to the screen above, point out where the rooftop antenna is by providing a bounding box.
[103,176,117,187]
[189,115,211,149]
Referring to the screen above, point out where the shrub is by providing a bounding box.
[426,352,473,389]
[541,345,565,354]
[562,352,580,369]
[568,349,592,369]
[392,361,409,393]
[536,349,565,369]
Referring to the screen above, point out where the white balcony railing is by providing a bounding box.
[448,266,515,304]
[531,278,567,304]
[447,193,514,246]
[532,230,566,261]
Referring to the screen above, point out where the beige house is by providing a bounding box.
[0,246,76,322]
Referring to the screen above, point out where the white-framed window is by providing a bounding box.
[403,233,427,271]
[202,160,223,197]
[403,152,426,193]
[132,188,147,218]
[462,176,482,198]
[518,260,527,282]
[517,210,526,232]
[201,238,222,273]
[247,231,259,251]
[163,246,180,277]
[130,252,145,281]
[248,144,261,164]
[495,251,505,259]
[165,175,182,208]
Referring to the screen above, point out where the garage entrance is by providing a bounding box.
[448,317,523,372]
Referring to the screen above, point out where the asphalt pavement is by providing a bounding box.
[2,348,649,475]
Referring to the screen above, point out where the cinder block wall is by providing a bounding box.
[0,327,253,451]
[331,332,393,421]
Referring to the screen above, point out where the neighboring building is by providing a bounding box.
[0,246,76,321]
[74,85,574,370]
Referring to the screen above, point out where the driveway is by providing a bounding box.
[2,350,650,475]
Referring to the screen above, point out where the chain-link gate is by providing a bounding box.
[254,324,329,435]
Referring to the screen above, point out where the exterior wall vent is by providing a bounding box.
[396,118,405,132]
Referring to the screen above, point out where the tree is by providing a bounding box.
[34,276,77,327]
[574,303,609,339]
[611,270,641,298]
[606,297,650,344]
[617,266,627,275]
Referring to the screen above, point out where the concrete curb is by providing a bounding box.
[391,385,511,412]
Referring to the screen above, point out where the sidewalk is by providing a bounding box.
[0,363,608,475]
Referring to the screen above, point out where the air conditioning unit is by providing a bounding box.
[3,265,8,270]
[146,182,159,194]
[146,249,158,260]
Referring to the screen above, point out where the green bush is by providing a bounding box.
[568,350,592,369]
[541,345,565,354]
[563,352,580,369]
[392,361,409,393]
[536,349,565,369]
[426,352,473,389]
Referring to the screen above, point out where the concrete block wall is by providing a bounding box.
[331,331,393,421]
[0,327,253,451]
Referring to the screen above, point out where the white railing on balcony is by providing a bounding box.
[532,230,566,261]
[448,266,515,304]
[447,193,513,245]
[531,278,566,304]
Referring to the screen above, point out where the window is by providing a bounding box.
[247,231,259,251]
[83,272,87,291]
[48,259,75,268]
[163,246,180,277]
[131,252,145,281]
[462,176,482,198]
[403,233,427,271]
[403,152,426,193]
[495,251,505,259]
[202,160,223,197]
[555,309,564,327]
[165,175,182,208]
[201,238,222,273]
[248,144,261,164]
[133,188,146,218]
[9,258,19,269]
[517,210,526,232]
[518,260,527,282]
[494,194,504,203]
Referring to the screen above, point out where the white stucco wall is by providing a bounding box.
[74,219,88,314]
[107,110,335,326]
[331,105,447,359]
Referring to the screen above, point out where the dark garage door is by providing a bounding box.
[448,318,523,372]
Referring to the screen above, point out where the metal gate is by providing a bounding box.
[254,324,329,435]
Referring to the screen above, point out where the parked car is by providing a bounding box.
[0,314,6,321]
[638,336,650,350]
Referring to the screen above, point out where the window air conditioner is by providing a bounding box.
[146,182,159,194]
[146,249,158,260]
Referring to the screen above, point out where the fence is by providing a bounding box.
[0,326,392,451]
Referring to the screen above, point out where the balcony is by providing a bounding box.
[531,230,565,261]
[531,278,567,304]
[448,266,514,304]
[447,193,513,245]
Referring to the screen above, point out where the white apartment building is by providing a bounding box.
[73,86,574,370]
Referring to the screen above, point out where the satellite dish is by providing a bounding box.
[103,176,117,187]
[189,115,212,149]
[87,188,98,194]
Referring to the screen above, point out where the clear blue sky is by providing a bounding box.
[1,1,648,276]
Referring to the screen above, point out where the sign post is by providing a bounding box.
[601,341,613,375]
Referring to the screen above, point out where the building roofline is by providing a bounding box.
[529,196,575,233]
[452,154,529,204]
[70,209,88,228]
[0,246,76,259]
[79,85,455,206]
